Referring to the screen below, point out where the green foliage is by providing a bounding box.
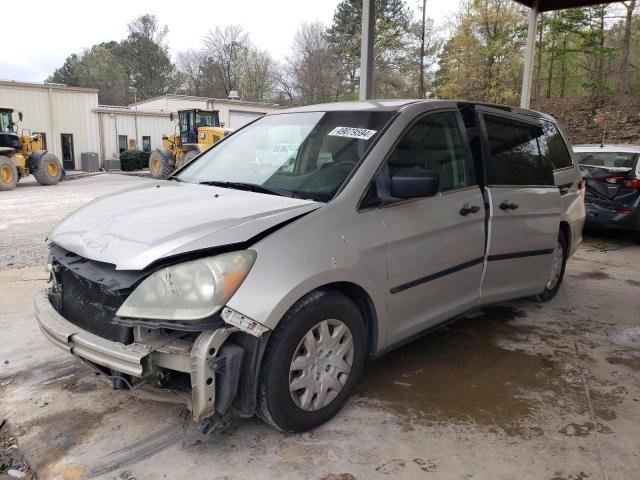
[46,3,639,107]
[434,0,527,105]
[326,0,419,98]
[119,150,148,171]
[121,15,178,100]
[47,15,177,104]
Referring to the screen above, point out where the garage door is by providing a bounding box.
[229,111,264,129]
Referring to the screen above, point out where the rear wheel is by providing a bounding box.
[533,230,568,302]
[0,156,18,191]
[149,149,175,179]
[257,290,366,432]
[32,153,62,185]
[631,231,640,245]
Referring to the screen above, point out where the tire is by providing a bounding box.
[31,152,62,186]
[533,230,568,302]
[149,149,175,179]
[0,156,18,191]
[257,290,366,432]
[631,231,640,245]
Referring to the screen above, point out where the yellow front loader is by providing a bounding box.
[0,107,63,191]
[149,108,232,179]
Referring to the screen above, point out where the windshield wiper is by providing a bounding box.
[198,181,294,197]
[168,176,183,182]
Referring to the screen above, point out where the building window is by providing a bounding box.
[142,136,151,153]
[34,132,47,150]
[118,135,128,153]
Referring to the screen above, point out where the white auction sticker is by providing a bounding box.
[328,126,378,140]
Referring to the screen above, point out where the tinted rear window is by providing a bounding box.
[484,115,554,186]
[575,151,638,168]
[541,121,573,169]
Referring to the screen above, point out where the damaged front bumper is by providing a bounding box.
[34,290,248,421]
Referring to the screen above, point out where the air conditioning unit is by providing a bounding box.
[81,152,99,172]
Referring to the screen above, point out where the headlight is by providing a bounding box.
[116,250,256,321]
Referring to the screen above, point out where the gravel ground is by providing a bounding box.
[0,173,155,270]
[1,173,639,478]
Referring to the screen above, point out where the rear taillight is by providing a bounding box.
[622,177,640,189]
[597,175,640,189]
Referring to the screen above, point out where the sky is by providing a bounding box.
[1,0,457,83]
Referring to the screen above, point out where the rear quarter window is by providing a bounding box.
[541,120,573,169]
[484,114,554,186]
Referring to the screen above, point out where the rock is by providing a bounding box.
[6,468,27,478]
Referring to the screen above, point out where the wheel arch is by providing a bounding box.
[307,281,380,360]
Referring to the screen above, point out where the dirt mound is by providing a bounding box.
[531,95,640,146]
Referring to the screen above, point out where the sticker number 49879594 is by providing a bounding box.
[328,127,378,140]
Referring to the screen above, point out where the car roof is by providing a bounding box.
[278,99,553,119]
[574,144,640,153]
[281,99,422,113]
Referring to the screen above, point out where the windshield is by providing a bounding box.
[576,151,638,169]
[176,111,394,202]
[0,111,13,133]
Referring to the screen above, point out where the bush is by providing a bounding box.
[119,150,149,171]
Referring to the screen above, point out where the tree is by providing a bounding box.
[176,49,208,96]
[203,25,250,96]
[47,54,81,86]
[576,6,613,100]
[121,14,178,100]
[435,0,527,105]
[284,22,340,104]
[240,47,278,102]
[327,0,416,98]
[619,0,637,94]
[47,42,130,105]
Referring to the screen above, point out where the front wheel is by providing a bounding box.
[257,290,366,432]
[149,149,175,179]
[32,152,62,186]
[533,230,568,302]
[0,156,18,191]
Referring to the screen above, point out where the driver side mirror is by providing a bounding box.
[169,112,174,122]
[18,112,23,122]
[391,168,439,199]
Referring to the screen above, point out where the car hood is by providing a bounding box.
[49,181,321,270]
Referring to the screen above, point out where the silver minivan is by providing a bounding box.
[36,100,585,432]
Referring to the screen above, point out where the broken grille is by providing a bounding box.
[53,260,134,344]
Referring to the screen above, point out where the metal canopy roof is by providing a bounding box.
[513,0,618,13]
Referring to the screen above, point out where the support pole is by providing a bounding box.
[419,0,427,98]
[520,1,539,109]
[359,0,375,100]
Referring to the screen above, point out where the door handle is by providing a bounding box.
[459,205,481,216]
[499,201,519,211]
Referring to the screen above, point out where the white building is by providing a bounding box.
[0,80,100,170]
[131,94,279,130]
[0,80,280,169]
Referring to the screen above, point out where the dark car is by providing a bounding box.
[574,144,640,243]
